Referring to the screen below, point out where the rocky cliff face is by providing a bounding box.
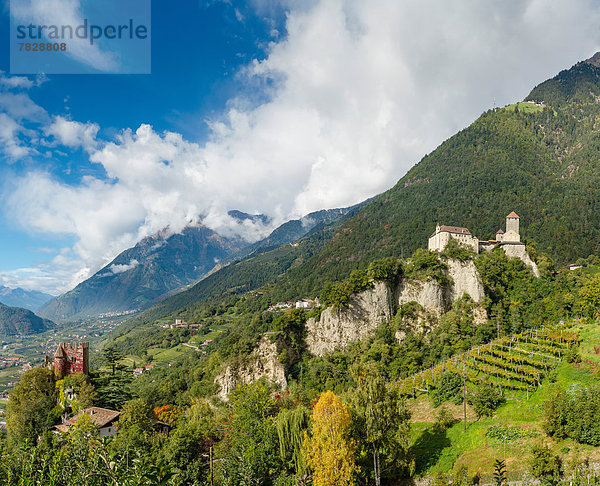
[502,244,540,277]
[306,259,486,356]
[446,259,486,302]
[305,281,393,356]
[214,336,287,400]
[396,280,445,315]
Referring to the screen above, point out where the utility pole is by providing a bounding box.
[210,445,214,486]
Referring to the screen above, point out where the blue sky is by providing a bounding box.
[0,0,599,295]
[0,0,287,290]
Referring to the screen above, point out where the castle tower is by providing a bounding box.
[504,211,520,242]
[53,342,89,377]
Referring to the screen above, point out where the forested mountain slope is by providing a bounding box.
[113,57,600,339]
[0,302,54,336]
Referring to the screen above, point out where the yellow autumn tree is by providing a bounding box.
[303,390,357,486]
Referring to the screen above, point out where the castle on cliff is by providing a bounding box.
[428,211,522,253]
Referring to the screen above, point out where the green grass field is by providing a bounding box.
[503,101,546,113]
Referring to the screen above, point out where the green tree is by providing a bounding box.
[543,386,567,439]
[102,346,125,375]
[529,445,562,486]
[218,381,281,486]
[469,383,504,419]
[160,399,220,486]
[274,309,308,369]
[6,367,58,443]
[351,363,411,485]
[62,372,97,412]
[275,405,310,476]
[429,372,463,408]
[367,257,404,287]
[579,275,600,320]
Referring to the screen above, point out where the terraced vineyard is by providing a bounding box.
[397,322,578,398]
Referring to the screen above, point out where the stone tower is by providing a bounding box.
[504,211,520,242]
[54,342,89,377]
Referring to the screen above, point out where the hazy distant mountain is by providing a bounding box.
[0,302,54,336]
[227,204,372,263]
[0,286,53,311]
[37,225,248,322]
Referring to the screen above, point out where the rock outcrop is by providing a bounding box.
[214,336,287,401]
[305,281,393,356]
[306,259,487,356]
[445,259,486,303]
[502,244,540,277]
[396,280,445,315]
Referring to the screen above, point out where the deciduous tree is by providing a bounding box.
[7,367,58,442]
[303,391,357,486]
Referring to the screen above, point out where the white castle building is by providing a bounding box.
[428,211,522,254]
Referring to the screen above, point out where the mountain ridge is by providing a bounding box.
[38,224,247,322]
[0,286,53,312]
[0,302,54,336]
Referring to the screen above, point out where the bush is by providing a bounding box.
[434,405,456,431]
[485,424,538,442]
[468,383,505,419]
[406,249,449,286]
[564,346,581,363]
[320,270,373,312]
[441,239,475,262]
[529,445,562,486]
[544,384,600,446]
[368,257,404,287]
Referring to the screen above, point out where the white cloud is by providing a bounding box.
[0,74,33,89]
[0,113,31,159]
[45,116,99,152]
[98,259,140,277]
[4,0,600,294]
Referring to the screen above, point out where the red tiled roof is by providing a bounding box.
[506,211,519,219]
[60,407,120,430]
[496,229,504,234]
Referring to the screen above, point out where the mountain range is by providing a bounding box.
[109,54,600,334]
[38,206,364,322]
[0,302,54,337]
[0,286,52,311]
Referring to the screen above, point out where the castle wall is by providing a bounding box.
[502,229,520,242]
[429,231,478,253]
